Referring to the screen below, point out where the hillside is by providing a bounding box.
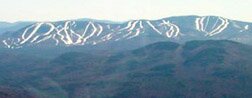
[0,40,251,98]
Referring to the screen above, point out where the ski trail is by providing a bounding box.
[199,17,205,31]
[123,31,133,38]
[162,20,180,38]
[21,24,37,40]
[172,24,180,37]
[105,33,113,41]
[55,25,67,44]
[17,38,20,43]
[208,17,226,36]
[68,22,82,42]
[196,16,228,36]
[211,17,219,29]
[127,21,145,39]
[14,38,20,46]
[2,40,10,48]
[81,22,92,37]
[166,26,174,38]
[92,41,97,45]
[209,18,229,36]
[70,30,82,44]
[245,25,249,30]
[30,36,39,43]
[122,21,139,39]
[129,21,139,31]
[115,38,120,41]
[75,22,91,44]
[52,34,59,45]
[239,25,249,32]
[101,33,113,41]
[146,21,162,34]
[195,18,201,31]
[204,16,210,31]
[210,18,229,36]
[70,29,81,39]
[63,21,74,45]
[127,29,141,39]
[20,23,43,45]
[82,22,97,44]
[162,20,173,38]
[96,24,103,36]
[31,23,55,44]
[207,21,224,36]
[35,35,53,44]
[44,23,55,36]
[139,21,144,28]
[120,21,133,31]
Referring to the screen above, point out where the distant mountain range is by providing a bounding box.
[0,21,34,34]
[0,40,252,98]
[0,15,252,50]
[1,15,252,98]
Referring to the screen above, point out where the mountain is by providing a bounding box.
[0,15,252,50]
[0,40,252,98]
[0,21,33,35]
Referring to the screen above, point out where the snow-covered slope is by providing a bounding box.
[1,16,252,49]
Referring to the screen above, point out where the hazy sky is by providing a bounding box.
[0,0,251,22]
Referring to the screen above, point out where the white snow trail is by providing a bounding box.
[204,16,210,31]
[211,17,219,29]
[81,22,97,44]
[21,24,37,40]
[139,21,144,29]
[209,18,229,36]
[52,34,59,45]
[127,29,141,39]
[101,33,113,41]
[196,16,228,36]
[123,31,133,38]
[70,29,81,39]
[75,22,91,44]
[44,23,55,36]
[2,40,10,48]
[63,21,74,45]
[146,21,162,34]
[172,24,180,37]
[162,20,173,38]
[31,23,55,44]
[55,25,67,44]
[121,21,139,39]
[195,18,201,31]
[120,21,133,31]
[81,22,92,37]
[20,23,44,45]
[35,35,53,44]
[166,26,174,38]
[127,21,139,31]
[68,22,82,42]
[96,24,103,36]
[199,17,205,31]
[245,25,249,30]
[162,20,180,38]
[30,36,39,43]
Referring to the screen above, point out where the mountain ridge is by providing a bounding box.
[0,15,252,49]
[1,40,252,98]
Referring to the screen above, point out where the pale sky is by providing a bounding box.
[0,0,251,22]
